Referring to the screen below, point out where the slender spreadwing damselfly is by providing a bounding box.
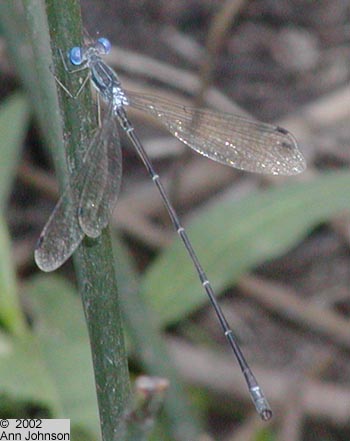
[35,37,306,420]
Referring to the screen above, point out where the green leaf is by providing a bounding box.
[26,275,100,436]
[0,215,26,335]
[0,332,60,412]
[0,93,30,210]
[141,171,350,325]
[0,93,29,336]
[0,275,99,437]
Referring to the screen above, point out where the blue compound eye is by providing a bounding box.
[97,37,111,54]
[69,46,83,65]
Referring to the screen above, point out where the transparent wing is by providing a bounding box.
[34,184,84,272]
[126,91,306,176]
[34,109,122,272]
[78,110,122,237]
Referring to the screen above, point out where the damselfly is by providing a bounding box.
[35,37,306,420]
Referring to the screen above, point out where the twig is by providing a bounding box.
[238,275,350,351]
[277,373,305,441]
[168,337,350,424]
[196,0,250,107]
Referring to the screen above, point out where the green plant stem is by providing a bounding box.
[19,0,131,439]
